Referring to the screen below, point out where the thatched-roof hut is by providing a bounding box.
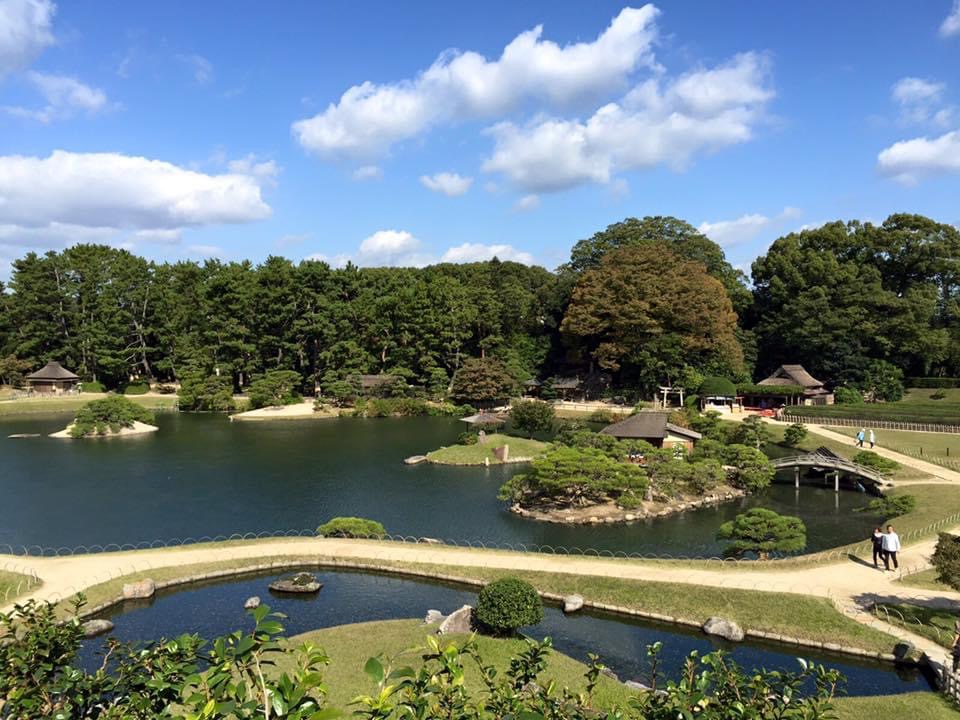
[600,411,701,451]
[25,361,80,395]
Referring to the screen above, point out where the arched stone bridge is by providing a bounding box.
[773,453,889,486]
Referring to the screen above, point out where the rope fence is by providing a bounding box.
[784,413,960,434]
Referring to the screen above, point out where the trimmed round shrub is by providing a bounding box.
[699,375,736,397]
[70,396,155,437]
[475,577,543,635]
[122,383,150,395]
[80,380,106,393]
[316,516,386,538]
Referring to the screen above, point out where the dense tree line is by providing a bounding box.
[1,212,957,394]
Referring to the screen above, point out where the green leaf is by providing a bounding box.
[364,656,385,685]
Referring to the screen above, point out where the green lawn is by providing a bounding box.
[829,426,960,470]
[427,433,549,465]
[787,388,960,426]
[899,568,952,592]
[833,693,959,720]
[0,394,177,417]
[874,602,957,649]
[0,569,40,601]
[287,619,634,710]
[65,552,899,654]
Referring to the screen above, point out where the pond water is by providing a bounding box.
[79,568,933,697]
[1,413,881,556]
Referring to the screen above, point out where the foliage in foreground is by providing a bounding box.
[69,396,155,437]
[0,596,845,720]
[932,531,960,591]
[717,508,807,559]
[475,577,544,635]
[317,516,387,538]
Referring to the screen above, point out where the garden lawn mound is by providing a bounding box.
[50,420,158,438]
[426,434,548,465]
[287,619,633,709]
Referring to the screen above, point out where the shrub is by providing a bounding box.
[70,396,155,437]
[156,384,177,394]
[475,577,543,634]
[80,380,105,393]
[907,377,960,389]
[699,375,736,397]
[316,516,386,538]
[457,431,479,445]
[509,400,555,436]
[933,532,960,591]
[122,382,150,395]
[862,360,904,402]
[247,370,303,409]
[853,450,899,473]
[861,494,916,519]
[723,444,775,492]
[587,408,615,424]
[178,371,235,412]
[833,386,863,404]
[931,390,948,400]
[617,491,643,510]
[734,415,771,449]
[782,422,808,447]
[717,508,807,559]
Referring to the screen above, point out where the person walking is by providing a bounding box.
[871,527,884,568]
[952,621,960,673]
[856,428,865,447]
[882,524,901,571]
[869,429,876,449]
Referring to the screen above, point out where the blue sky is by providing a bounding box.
[1,0,959,278]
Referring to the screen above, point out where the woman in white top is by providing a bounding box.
[881,524,901,571]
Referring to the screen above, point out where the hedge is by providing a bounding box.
[907,377,960,389]
[736,383,805,396]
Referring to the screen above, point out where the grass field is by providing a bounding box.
[899,568,951,592]
[63,552,898,654]
[829,425,960,468]
[832,693,958,720]
[427,433,549,465]
[0,394,178,417]
[875,602,956,649]
[0,569,40,601]
[788,388,960,425]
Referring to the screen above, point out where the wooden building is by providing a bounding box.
[600,411,702,451]
[742,364,834,407]
[25,361,79,395]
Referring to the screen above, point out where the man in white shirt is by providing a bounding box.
[882,524,901,571]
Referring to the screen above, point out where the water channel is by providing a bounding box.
[79,568,933,697]
[1,413,882,555]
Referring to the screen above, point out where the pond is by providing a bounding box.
[0,413,882,556]
[79,568,934,698]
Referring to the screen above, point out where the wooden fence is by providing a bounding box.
[941,667,960,705]
[784,413,960,434]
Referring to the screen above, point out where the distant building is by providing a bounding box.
[25,361,80,395]
[743,364,834,407]
[600,411,702,451]
[357,374,402,395]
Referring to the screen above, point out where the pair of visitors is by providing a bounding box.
[881,525,900,571]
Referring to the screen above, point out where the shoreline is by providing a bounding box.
[230,399,338,421]
[49,420,159,439]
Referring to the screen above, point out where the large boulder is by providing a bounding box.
[244,596,261,609]
[562,594,584,613]
[438,604,474,635]
[269,572,322,594]
[122,579,156,600]
[81,619,114,638]
[702,616,745,642]
[893,641,915,660]
[424,609,444,625]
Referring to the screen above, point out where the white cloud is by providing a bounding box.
[352,165,383,181]
[441,242,533,264]
[941,0,960,37]
[304,251,351,267]
[176,53,213,84]
[0,150,272,234]
[891,76,953,126]
[419,171,473,197]
[133,228,181,244]
[513,194,540,212]
[5,71,109,122]
[0,0,54,79]
[482,52,773,192]
[877,129,960,183]
[227,153,280,185]
[292,6,659,159]
[357,229,422,264]
[0,221,115,247]
[698,214,769,247]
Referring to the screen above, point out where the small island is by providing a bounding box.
[426,433,549,466]
[50,396,159,439]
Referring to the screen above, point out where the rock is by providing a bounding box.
[589,516,600,523]
[244,596,261,609]
[438,604,474,634]
[81,619,114,638]
[7,433,41,438]
[419,537,443,545]
[702,616,745,643]
[600,667,619,681]
[424,609,444,625]
[404,455,427,465]
[893,641,915,660]
[269,572,322,594]
[563,594,584,613]
[625,680,651,692]
[624,513,636,521]
[122,579,156,600]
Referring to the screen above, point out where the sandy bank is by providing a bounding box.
[49,420,159,439]
[230,399,337,421]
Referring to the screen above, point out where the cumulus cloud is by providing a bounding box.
[5,71,109,122]
[0,151,272,233]
[877,129,960,183]
[441,242,533,264]
[891,76,953,126]
[352,165,383,181]
[482,52,773,192]
[0,0,55,79]
[0,221,115,247]
[419,171,473,196]
[941,0,960,37]
[227,153,280,185]
[292,6,659,159]
[513,194,540,212]
[698,206,801,247]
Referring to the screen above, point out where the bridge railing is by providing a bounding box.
[772,454,888,482]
